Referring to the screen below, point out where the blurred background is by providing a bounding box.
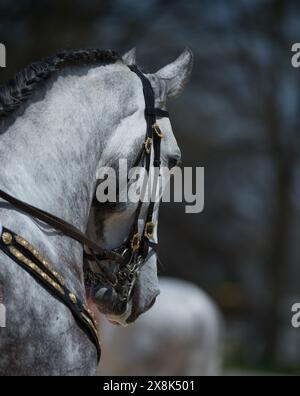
[1,0,300,375]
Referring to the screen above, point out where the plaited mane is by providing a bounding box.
[0,49,120,120]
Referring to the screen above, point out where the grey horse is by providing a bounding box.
[0,48,193,375]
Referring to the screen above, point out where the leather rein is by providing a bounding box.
[0,65,169,361]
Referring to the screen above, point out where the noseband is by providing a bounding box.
[0,65,169,361]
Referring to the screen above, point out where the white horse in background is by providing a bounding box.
[98,278,223,376]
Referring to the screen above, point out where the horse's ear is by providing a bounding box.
[155,48,194,97]
[122,48,137,65]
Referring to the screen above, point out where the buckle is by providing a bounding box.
[144,222,155,240]
[144,137,152,154]
[153,123,164,138]
[130,233,141,252]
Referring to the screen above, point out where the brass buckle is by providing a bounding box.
[144,137,152,154]
[144,222,155,240]
[131,233,141,252]
[153,123,164,138]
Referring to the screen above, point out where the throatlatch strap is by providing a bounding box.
[0,227,101,362]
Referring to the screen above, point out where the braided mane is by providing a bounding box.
[0,49,120,118]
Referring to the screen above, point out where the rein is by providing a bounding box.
[0,64,169,362]
[0,189,122,263]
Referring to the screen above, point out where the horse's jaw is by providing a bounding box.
[92,255,160,327]
[125,255,160,324]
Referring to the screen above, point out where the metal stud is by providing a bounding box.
[2,232,13,245]
[69,293,77,304]
[8,245,64,296]
[144,137,152,154]
[15,234,65,286]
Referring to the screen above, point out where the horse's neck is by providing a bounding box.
[0,62,128,296]
[1,69,109,225]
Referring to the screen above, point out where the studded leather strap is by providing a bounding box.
[0,227,101,362]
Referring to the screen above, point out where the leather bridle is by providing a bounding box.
[0,64,169,360]
[84,65,169,312]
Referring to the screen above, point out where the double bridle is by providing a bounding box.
[0,65,169,361]
[84,65,169,312]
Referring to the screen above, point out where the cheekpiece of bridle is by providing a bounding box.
[0,64,169,361]
[84,65,169,313]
